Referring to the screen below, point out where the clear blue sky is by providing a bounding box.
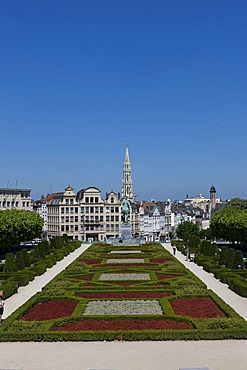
[1,1,247,201]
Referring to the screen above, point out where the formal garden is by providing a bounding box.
[0,241,247,342]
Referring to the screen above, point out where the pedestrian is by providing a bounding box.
[0,295,4,323]
[173,246,176,255]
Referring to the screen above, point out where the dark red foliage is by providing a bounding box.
[54,319,193,331]
[21,300,78,321]
[157,274,178,280]
[80,259,102,265]
[171,297,226,318]
[73,276,93,281]
[77,292,172,299]
[150,259,170,263]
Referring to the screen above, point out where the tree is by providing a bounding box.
[225,248,235,269]
[22,249,30,267]
[219,246,227,266]
[226,198,247,210]
[0,210,44,251]
[3,253,16,272]
[16,251,25,271]
[176,221,200,240]
[210,208,247,244]
[233,250,244,270]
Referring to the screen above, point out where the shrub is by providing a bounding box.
[233,250,244,270]
[16,251,25,271]
[219,246,227,266]
[38,242,46,258]
[42,240,50,255]
[3,253,16,272]
[226,248,235,269]
[22,249,30,267]
[33,263,47,276]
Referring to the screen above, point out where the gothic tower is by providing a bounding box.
[210,184,216,215]
[121,145,134,202]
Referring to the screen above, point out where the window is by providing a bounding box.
[111,215,114,222]
[111,207,114,213]
[70,216,73,222]
[116,216,119,221]
[85,207,89,213]
[61,217,64,223]
[81,207,84,213]
[85,197,89,203]
[75,225,78,231]
[106,215,110,222]
[90,207,94,213]
[66,207,69,214]
[75,216,78,222]
[66,216,69,222]
[61,207,64,214]
[75,207,78,214]
[111,197,114,203]
[115,207,119,212]
[65,199,69,205]
[61,226,64,232]
[95,197,99,203]
[95,207,99,213]
[70,199,73,204]
[15,202,19,207]
[70,208,74,214]
[22,201,25,207]
[100,207,103,213]
[90,197,94,203]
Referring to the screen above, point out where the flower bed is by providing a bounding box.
[171,297,226,318]
[110,250,142,254]
[106,259,145,264]
[157,274,180,280]
[21,300,78,321]
[83,300,163,315]
[150,258,170,264]
[81,259,102,265]
[54,319,193,331]
[99,273,151,281]
[73,276,93,281]
[77,292,172,299]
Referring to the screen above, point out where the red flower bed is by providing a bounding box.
[171,297,226,318]
[77,292,172,299]
[157,274,178,280]
[81,259,102,265]
[21,300,78,321]
[54,319,193,331]
[73,276,93,281]
[150,259,170,263]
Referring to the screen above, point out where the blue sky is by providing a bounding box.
[1,1,247,201]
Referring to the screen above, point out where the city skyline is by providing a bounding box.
[1,1,247,201]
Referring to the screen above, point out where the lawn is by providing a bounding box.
[1,242,246,341]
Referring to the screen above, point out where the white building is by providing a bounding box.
[0,188,33,211]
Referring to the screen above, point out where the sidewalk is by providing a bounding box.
[162,243,247,320]
[3,243,90,319]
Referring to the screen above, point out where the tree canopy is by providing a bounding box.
[0,209,44,250]
[176,221,200,240]
[210,207,247,244]
[226,198,247,210]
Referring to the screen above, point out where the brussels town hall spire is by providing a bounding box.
[121,145,134,202]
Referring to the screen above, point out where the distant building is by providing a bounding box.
[0,188,33,211]
[46,185,121,242]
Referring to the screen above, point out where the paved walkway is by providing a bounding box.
[0,242,247,370]
[161,243,247,320]
[3,243,91,319]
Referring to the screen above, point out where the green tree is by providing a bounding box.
[210,208,247,244]
[176,221,200,240]
[219,246,227,266]
[22,248,30,267]
[16,251,25,271]
[226,198,247,210]
[233,250,244,270]
[3,253,16,272]
[0,210,44,251]
[226,248,235,269]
